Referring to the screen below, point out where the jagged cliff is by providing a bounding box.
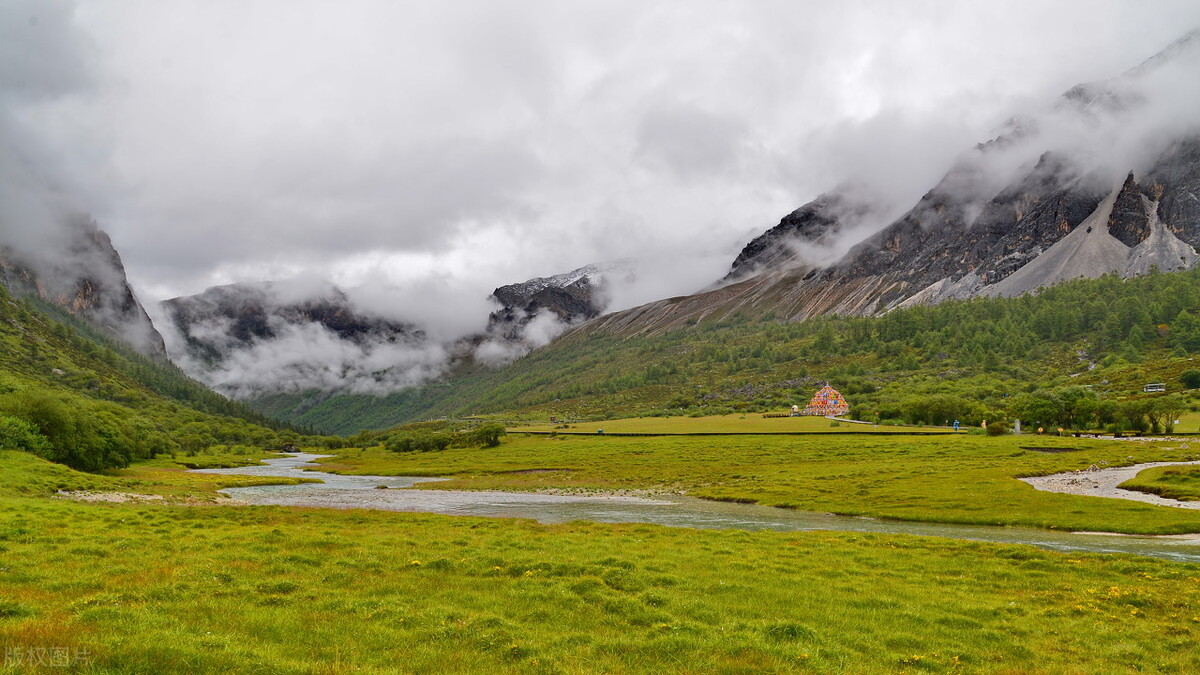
[0,217,166,356]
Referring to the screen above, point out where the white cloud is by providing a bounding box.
[6,0,1200,396]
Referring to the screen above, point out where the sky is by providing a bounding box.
[6,0,1200,325]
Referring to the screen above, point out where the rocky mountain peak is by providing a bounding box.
[0,216,166,357]
[724,190,863,281]
[486,261,635,340]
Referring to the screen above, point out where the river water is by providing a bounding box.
[195,453,1200,563]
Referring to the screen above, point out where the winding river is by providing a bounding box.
[196,453,1200,563]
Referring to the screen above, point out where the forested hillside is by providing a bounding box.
[0,284,307,471]
[257,268,1200,434]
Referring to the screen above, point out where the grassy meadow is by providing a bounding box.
[318,432,1200,535]
[510,413,955,434]
[3,449,1200,673]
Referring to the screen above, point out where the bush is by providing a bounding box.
[468,423,506,448]
[0,389,133,471]
[1181,369,1200,389]
[986,422,1010,436]
[0,414,51,456]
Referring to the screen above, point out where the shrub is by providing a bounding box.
[986,422,1010,436]
[0,414,51,456]
[1181,369,1200,389]
[468,423,507,448]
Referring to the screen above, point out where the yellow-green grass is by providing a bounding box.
[3,451,1200,673]
[318,434,1200,534]
[0,450,317,504]
[510,413,953,434]
[1121,465,1200,502]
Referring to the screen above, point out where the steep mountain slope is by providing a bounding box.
[723,192,864,281]
[254,266,1200,432]
[0,216,166,357]
[580,34,1200,336]
[0,282,297,470]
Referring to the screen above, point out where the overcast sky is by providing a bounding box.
[7,0,1200,311]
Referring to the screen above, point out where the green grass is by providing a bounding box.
[512,413,952,434]
[2,450,1200,673]
[317,433,1200,534]
[131,446,284,470]
[0,450,317,503]
[1121,465,1200,502]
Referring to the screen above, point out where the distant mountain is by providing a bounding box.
[159,280,437,398]
[0,216,166,357]
[162,260,642,399]
[486,261,635,340]
[162,281,423,366]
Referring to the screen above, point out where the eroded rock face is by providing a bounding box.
[1146,138,1200,248]
[0,217,166,357]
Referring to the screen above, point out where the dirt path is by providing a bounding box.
[1020,461,1200,509]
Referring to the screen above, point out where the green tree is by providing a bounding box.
[469,423,507,448]
[1180,369,1200,389]
[1057,387,1098,429]
[1147,394,1186,433]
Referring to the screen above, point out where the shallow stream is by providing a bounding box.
[196,453,1200,563]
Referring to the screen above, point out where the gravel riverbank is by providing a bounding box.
[1020,460,1200,510]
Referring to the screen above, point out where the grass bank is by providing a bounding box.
[1121,465,1200,502]
[318,434,1200,534]
[2,450,1200,673]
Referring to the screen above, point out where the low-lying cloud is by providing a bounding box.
[7,2,1200,398]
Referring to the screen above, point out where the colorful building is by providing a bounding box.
[801,383,849,417]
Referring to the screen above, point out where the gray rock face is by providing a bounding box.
[0,217,167,357]
[487,261,633,339]
[983,186,1131,298]
[578,28,1200,337]
[162,281,422,367]
[724,191,860,281]
[1125,196,1200,276]
[1145,138,1200,248]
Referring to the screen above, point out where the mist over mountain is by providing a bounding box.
[156,280,443,398]
[0,3,164,357]
[583,30,1200,337]
[0,217,166,357]
[160,260,651,396]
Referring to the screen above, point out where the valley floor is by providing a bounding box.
[318,433,1200,535]
[3,439,1200,673]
